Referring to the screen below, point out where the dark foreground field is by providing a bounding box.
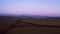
[0,18,60,34]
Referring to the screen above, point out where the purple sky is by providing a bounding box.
[0,0,60,17]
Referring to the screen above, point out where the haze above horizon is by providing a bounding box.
[0,0,60,17]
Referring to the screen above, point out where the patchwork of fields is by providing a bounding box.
[0,18,60,34]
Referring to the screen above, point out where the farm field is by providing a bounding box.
[0,18,60,34]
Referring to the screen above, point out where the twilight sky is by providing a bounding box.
[0,0,60,17]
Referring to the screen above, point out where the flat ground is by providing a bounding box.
[0,18,60,34]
